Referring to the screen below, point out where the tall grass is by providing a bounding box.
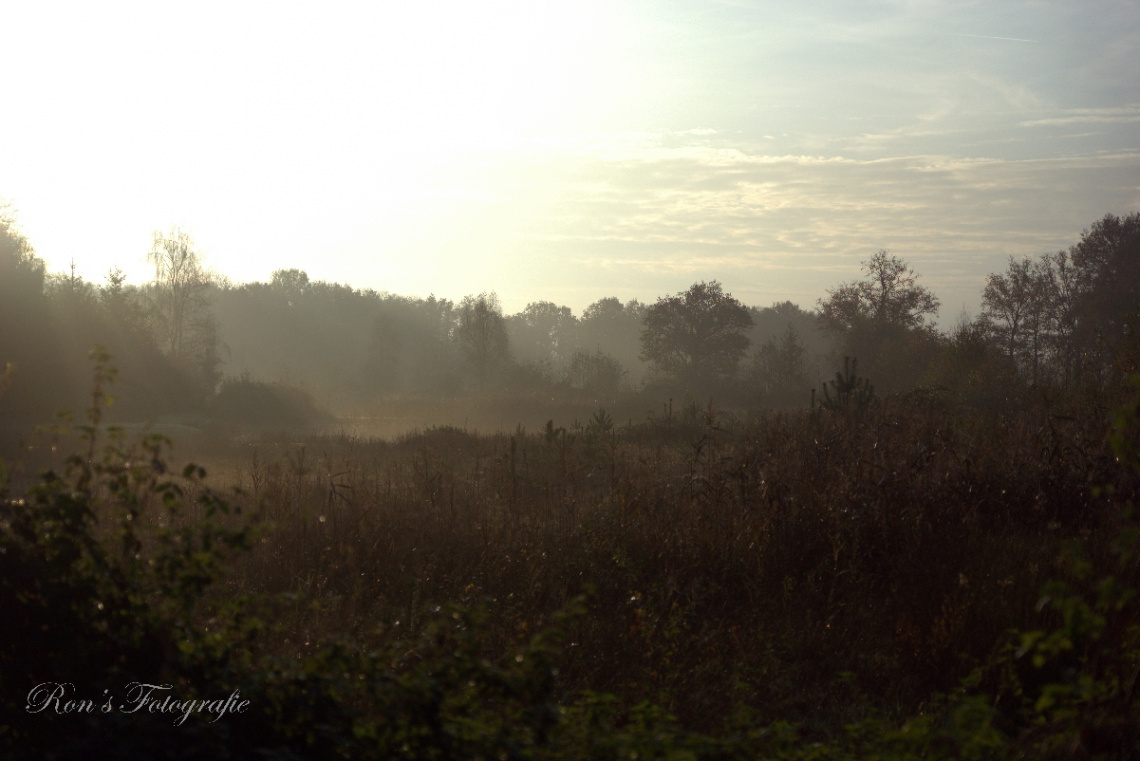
[223,394,1127,731]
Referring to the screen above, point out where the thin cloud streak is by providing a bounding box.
[1020,105,1140,127]
[487,133,1140,317]
[949,33,1039,44]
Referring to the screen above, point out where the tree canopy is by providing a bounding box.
[639,281,753,387]
[456,292,511,388]
[818,250,941,334]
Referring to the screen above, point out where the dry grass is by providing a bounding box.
[201,394,1129,732]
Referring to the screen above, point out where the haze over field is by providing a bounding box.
[7,6,1140,754]
[2,0,1138,319]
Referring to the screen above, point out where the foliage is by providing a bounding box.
[1068,212,1140,384]
[953,376,1140,759]
[818,250,941,334]
[0,350,253,757]
[0,205,45,298]
[982,255,1051,380]
[579,297,649,384]
[507,301,579,376]
[566,348,626,395]
[209,374,332,430]
[0,212,203,425]
[148,227,214,348]
[5,345,1140,757]
[0,352,588,759]
[640,281,753,388]
[815,356,876,413]
[973,213,1140,392]
[750,323,810,407]
[816,251,942,394]
[456,292,511,388]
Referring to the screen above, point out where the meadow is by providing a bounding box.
[5,379,1132,758]
[220,389,1128,729]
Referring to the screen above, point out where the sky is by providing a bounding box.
[2,0,1138,322]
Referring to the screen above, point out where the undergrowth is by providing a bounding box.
[1,351,1137,758]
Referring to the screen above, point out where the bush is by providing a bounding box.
[209,374,332,430]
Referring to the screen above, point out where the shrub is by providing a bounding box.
[209,374,332,429]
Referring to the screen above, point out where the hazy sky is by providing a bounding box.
[2,0,1138,321]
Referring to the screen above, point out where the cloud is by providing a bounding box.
[488,132,1140,316]
[948,33,1039,44]
[1020,105,1140,127]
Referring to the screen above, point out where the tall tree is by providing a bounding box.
[1068,212,1140,380]
[750,324,809,407]
[818,251,941,392]
[270,268,311,304]
[1039,248,1082,386]
[580,297,647,383]
[507,301,578,376]
[818,250,941,334]
[148,227,213,359]
[148,227,221,393]
[982,256,1050,384]
[0,208,45,306]
[0,210,63,420]
[640,280,753,387]
[456,292,510,388]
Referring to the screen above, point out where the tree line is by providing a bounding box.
[2,208,1137,427]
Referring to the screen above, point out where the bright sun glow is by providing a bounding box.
[2,1,639,297]
[2,1,1137,315]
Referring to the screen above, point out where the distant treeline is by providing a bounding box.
[2,209,1138,427]
[211,274,831,407]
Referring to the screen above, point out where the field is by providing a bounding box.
[3,383,1139,758]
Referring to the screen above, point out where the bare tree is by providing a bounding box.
[149,227,213,359]
[148,227,221,392]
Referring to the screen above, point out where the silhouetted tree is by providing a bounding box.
[148,227,221,395]
[924,312,1019,411]
[101,267,151,340]
[640,281,752,388]
[1068,212,1140,382]
[976,213,1140,391]
[271,268,310,303]
[507,301,578,378]
[747,301,830,390]
[982,256,1050,384]
[750,324,809,407]
[819,250,940,333]
[818,251,941,392]
[1039,248,1082,386]
[0,208,45,301]
[580,297,647,384]
[0,209,68,421]
[456,292,510,388]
